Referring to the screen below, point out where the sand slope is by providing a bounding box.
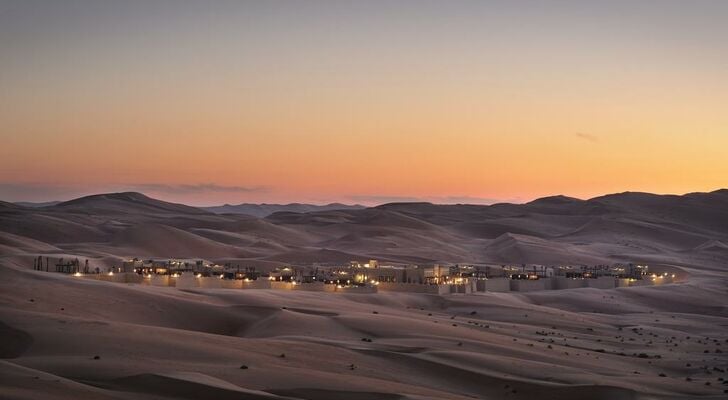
[1,260,725,399]
[2,190,728,266]
[1,190,727,399]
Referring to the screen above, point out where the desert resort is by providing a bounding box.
[32,256,680,294]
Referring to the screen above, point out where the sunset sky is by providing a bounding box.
[1,1,727,205]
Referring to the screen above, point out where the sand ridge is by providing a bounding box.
[1,191,727,399]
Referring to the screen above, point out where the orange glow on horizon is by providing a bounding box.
[1,2,726,204]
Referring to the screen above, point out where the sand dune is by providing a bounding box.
[483,233,606,265]
[264,248,369,264]
[53,192,210,215]
[110,223,254,259]
[205,202,365,217]
[1,259,724,399]
[0,231,61,255]
[1,190,727,399]
[108,372,290,400]
[3,190,728,266]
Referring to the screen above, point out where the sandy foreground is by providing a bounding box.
[1,258,726,400]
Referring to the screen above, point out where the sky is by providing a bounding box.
[1,0,727,206]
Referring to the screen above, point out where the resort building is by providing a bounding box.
[35,255,674,295]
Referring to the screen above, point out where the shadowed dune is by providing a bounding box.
[103,372,290,400]
[0,321,33,358]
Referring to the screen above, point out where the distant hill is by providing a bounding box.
[0,200,23,209]
[13,201,61,208]
[204,202,365,217]
[51,192,210,215]
[1,189,727,266]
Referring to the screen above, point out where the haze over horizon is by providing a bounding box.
[2,0,727,205]
[4,187,728,208]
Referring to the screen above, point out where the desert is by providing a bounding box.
[2,2,727,398]
[1,190,727,399]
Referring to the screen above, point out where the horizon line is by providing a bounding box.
[5,187,727,209]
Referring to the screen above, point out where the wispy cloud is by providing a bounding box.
[0,183,78,202]
[349,195,423,204]
[574,132,598,142]
[128,183,267,195]
[348,195,512,206]
[437,196,513,205]
[2,182,520,206]
[0,182,266,203]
